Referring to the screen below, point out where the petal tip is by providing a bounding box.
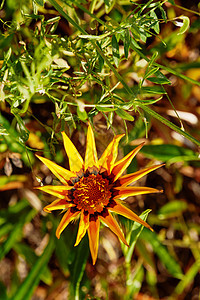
[43,207,51,213]
[56,231,61,239]
[92,259,97,265]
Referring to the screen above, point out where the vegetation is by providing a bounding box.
[0,0,200,299]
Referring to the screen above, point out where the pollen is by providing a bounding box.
[73,173,112,214]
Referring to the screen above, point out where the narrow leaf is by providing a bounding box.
[12,237,54,300]
[147,70,171,85]
[112,35,120,67]
[122,210,151,264]
[34,0,44,6]
[141,229,183,278]
[70,235,89,299]
[176,16,190,35]
[157,200,188,218]
[116,108,134,121]
[150,10,160,34]
[124,28,130,59]
[139,104,200,147]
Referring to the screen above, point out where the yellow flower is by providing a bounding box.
[36,124,163,264]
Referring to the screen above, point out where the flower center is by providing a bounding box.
[73,173,112,214]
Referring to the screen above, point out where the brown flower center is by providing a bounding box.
[73,174,111,214]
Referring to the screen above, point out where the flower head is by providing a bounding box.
[36,124,163,264]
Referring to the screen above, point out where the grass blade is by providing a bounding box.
[11,236,54,300]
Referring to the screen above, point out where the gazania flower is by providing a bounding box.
[36,124,163,264]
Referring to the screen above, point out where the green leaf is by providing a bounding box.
[122,210,152,264]
[147,70,171,85]
[13,114,30,143]
[150,10,160,34]
[133,42,200,87]
[96,105,116,112]
[176,16,190,35]
[128,264,144,297]
[77,106,88,121]
[79,34,100,40]
[116,108,134,121]
[174,261,200,296]
[70,235,89,299]
[140,144,199,163]
[0,222,13,239]
[0,281,8,300]
[112,35,120,67]
[34,0,44,6]
[0,35,13,50]
[141,229,183,278]
[144,67,160,80]
[136,96,163,105]
[130,38,142,49]
[133,86,167,95]
[139,104,200,147]
[148,51,158,68]
[11,237,54,300]
[157,200,188,218]
[0,208,36,260]
[168,0,175,4]
[55,236,70,276]
[0,114,34,165]
[104,0,116,14]
[13,243,52,285]
[136,239,156,270]
[96,41,104,72]
[159,6,167,22]
[130,25,140,41]
[124,28,130,59]
[140,30,147,43]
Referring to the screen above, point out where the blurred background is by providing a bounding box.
[0,0,200,299]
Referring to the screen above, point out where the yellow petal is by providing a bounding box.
[99,211,128,246]
[87,216,100,265]
[44,199,75,213]
[61,131,83,172]
[85,123,98,170]
[74,210,90,246]
[36,185,73,198]
[98,134,125,174]
[118,164,165,186]
[56,209,80,239]
[112,143,145,181]
[36,155,75,185]
[109,200,153,231]
[113,186,163,200]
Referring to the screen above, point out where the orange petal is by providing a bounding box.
[36,185,73,198]
[36,155,75,185]
[118,164,165,186]
[87,216,100,265]
[112,143,145,181]
[113,186,163,200]
[56,209,80,239]
[109,200,153,231]
[85,123,98,170]
[61,132,83,172]
[99,211,128,246]
[74,210,90,246]
[43,199,75,213]
[98,134,125,174]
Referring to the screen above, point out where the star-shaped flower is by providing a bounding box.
[36,124,163,264]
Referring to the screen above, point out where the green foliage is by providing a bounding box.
[0,0,200,299]
[11,237,55,300]
[1,0,199,146]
